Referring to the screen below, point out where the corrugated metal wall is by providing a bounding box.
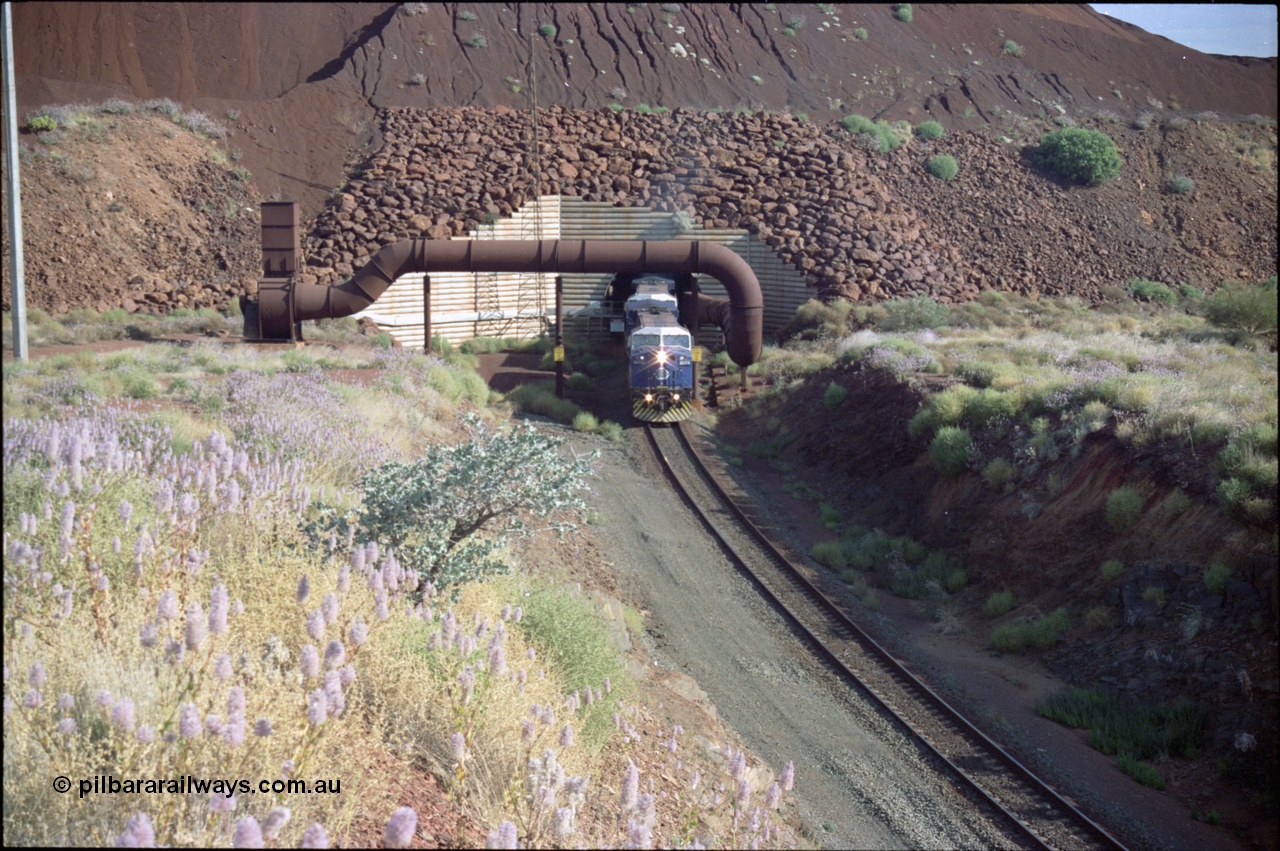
[353,196,815,349]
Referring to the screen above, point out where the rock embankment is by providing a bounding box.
[303,106,1276,305]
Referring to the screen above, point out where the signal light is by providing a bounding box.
[644,394,654,403]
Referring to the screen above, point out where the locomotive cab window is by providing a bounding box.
[632,332,661,348]
[664,333,691,350]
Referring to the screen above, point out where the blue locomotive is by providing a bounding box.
[625,276,695,422]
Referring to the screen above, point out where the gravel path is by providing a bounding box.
[574,426,1018,849]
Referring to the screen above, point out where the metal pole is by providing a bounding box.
[2,1,28,360]
[554,274,564,398]
[423,274,431,354]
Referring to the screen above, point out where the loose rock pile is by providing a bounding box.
[303,106,1277,305]
[304,106,970,302]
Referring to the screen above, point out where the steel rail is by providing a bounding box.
[644,421,1127,851]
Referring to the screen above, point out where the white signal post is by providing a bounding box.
[2,1,28,360]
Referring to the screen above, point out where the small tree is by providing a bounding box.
[357,416,597,589]
[1035,128,1122,186]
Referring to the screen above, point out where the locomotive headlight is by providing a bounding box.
[655,349,669,364]
[673,393,681,402]
[644,393,654,403]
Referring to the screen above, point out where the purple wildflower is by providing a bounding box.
[115,812,156,847]
[736,778,751,808]
[58,717,78,735]
[559,724,574,748]
[214,654,234,680]
[111,697,137,734]
[323,640,345,669]
[57,693,75,710]
[157,589,177,621]
[300,645,320,678]
[485,820,519,850]
[307,689,327,726]
[730,749,747,782]
[22,689,41,709]
[184,601,206,651]
[336,564,350,593]
[179,702,201,738]
[383,806,417,849]
[323,670,345,718]
[97,688,113,707]
[254,718,273,737]
[488,641,507,677]
[626,821,652,850]
[620,760,639,812]
[553,806,574,839]
[374,589,389,621]
[322,592,339,625]
[136,726,155,743]
[296,574,310,605]
[205,713,224,737]
[307,609,326,641]
[232,816,264,849]
[209,584,229,636]
[29,662,46,690]
[260,807,290,841]
[209,793,237,814]
[300,823,329,849]
[458,666,475,705]
[450,731,466,762]
[339,664,357,685]
[765,781,781,809]
[349,617,368,647]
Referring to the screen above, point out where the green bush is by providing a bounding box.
[519,584,627,746]
[1126,278,1177,306]
[1100,559,1125,583]
[538,23,557,37]
[992,608,1070,652]
[1001,39,1024,57]
[930,426,972,477]
[914,120,945,139]
[1105,485,1145,532]
[879,296,950,331]
[981,457,1016,490]
[966,387,1019,425]
[930,385,979,425]
[853,27,868,40]
[27,115,57,132]
[1202,562,1232,594]
[926,154,959,180]
[1166,175,1195,194]
[1201,278,1278,341]
[839,114,901,152]
[572,412,599,433]
[823,382,849,411]
[892,3,912,22]
[983,590,1016,618]
[811,540,849,570]
[1035,127,1122,186]
[1037,687,1203,760]
[1117,754,1166,790]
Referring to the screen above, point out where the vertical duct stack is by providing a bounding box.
[244,202,301,340]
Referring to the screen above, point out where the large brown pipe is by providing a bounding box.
[260,240,763,366]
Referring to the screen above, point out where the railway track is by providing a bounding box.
[643,421,1128,851]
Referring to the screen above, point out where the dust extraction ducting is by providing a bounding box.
[245,203,764,367]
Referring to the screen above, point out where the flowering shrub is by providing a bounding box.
[353,415,596,590]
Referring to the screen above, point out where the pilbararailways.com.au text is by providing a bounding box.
[69,775,341,799]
